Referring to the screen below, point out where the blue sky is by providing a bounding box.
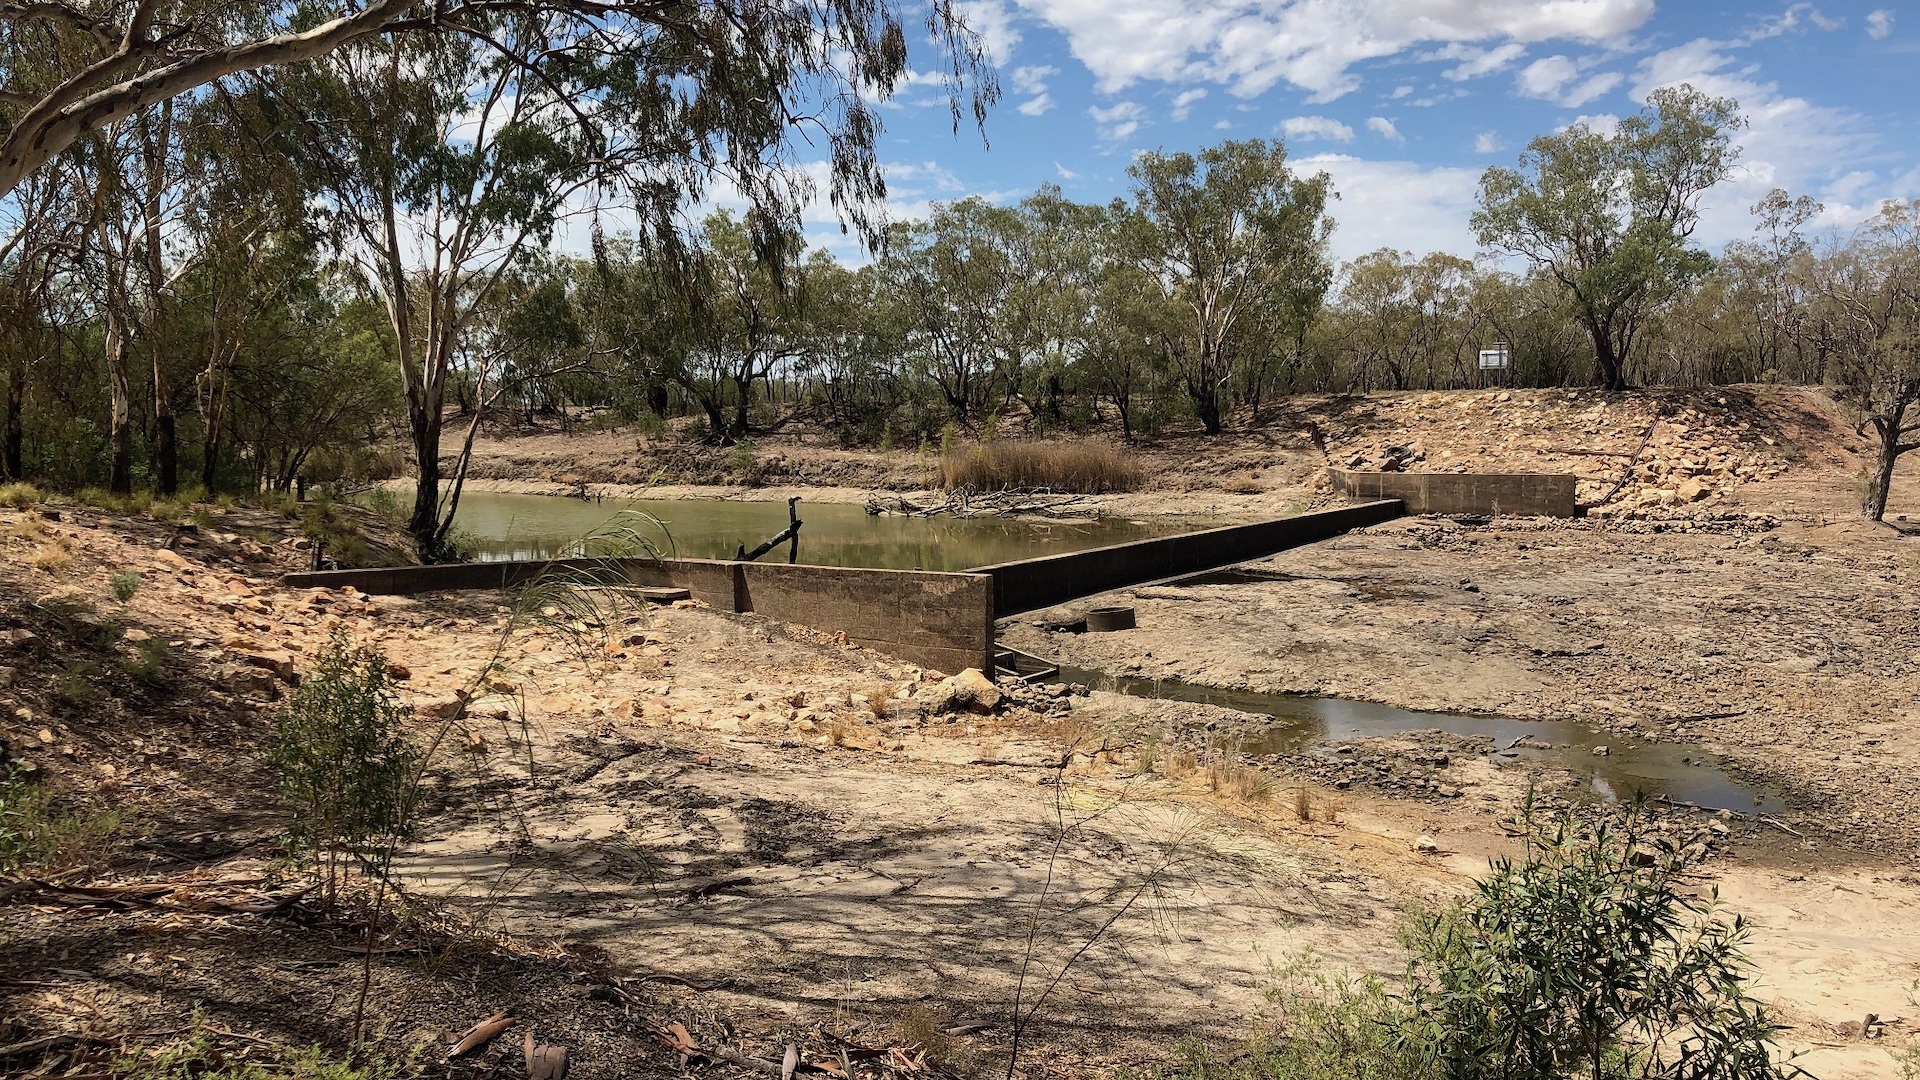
[799,0,1917,264]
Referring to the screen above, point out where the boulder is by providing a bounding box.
[917,667,1003,714]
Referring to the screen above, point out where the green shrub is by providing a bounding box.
[1390,798,1803,1080]
[0,766,124,873]
[111,570,143,601]
[1146,801,1802,1080]
[125,636,170,683]
[727,438,765,486]
[55,660,105,704]
[269,631,420,900]
[0,482,43,508]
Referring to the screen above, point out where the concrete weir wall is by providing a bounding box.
[974,499,1405,617]
[1329,470,1577,517]
[283,500,1403,674]
[284,557,995,675]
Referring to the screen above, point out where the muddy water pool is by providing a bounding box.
[1056,666,1784,814]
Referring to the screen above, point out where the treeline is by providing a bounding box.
[4,66,1918,550]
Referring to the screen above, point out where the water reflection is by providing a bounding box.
[1058,667,1783,814]
[449,491,1199,572]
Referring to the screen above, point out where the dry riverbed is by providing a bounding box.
[4,386,1919,1078]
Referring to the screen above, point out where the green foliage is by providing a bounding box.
[55,660,104,704]
[1124,139,1335,435]
[124,636,170,684]
[300,496,375,568]
[1145,803,1799,1080]
[0,766,124,874]
[727,439,765,486]
[1392,798,1801,1080]
[1473,85,1744,390]
[111,570,143,601]
[118,1028,412,1080]
[269,632,420,897]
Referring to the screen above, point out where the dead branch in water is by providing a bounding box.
[864,490,1099,519]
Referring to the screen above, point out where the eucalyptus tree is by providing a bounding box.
[800,254,907,441]
[0,158,83,481]
[1328,249,1478,392]
[1807,200,1920,521]
[674,210,814,443]
[1473,85,1743,391]
[883,198,1028,426]
[1121,139,1334,435]
[0,0,994,202]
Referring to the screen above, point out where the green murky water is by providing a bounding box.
[449,491,1196,571]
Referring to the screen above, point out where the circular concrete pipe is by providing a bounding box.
[1085,606,1136,632]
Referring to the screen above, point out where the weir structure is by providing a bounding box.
[283,498,1406,674]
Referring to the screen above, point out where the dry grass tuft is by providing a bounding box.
[1221,476,1265,494]
[938,441,1143,494]
[0,482,43,509]
[863,684,894,718]
[1293,785,1314,822]
[28,536,74,572]
[1208,754,1275,803]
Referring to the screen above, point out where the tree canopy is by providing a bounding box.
[1473,84,1743,391]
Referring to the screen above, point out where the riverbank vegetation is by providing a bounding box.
[6,50,1919,561]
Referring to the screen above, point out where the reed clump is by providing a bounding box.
[938,441,1143,494]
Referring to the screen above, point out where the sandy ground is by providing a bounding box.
[5,386,1919,1077]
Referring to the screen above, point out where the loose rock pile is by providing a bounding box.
[1316,390,1803,523]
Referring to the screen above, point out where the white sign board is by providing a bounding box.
[1477,348,1511,370]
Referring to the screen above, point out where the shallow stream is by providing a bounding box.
[1055,666,1784,814]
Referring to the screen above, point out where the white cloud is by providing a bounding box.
[1011,64,1058,115]
[1516,55,1622,107]
[1010,0,1652,101]
[1866,9,1893,39]
[1366,116,1404,143]
[1214,119,1233,129]
[1282,115,1356,142]
[1565,112,1620,136]
[956,0,1022,65]
[1298,153,1482,260]
[1171,88,1209,121]
[1011,64,1057,95]
[1630,36,1892,243]
[1430,42,1528,81]
[1474,131,1503,153]
[1089,100,1147,141]
[1055,162,1080,180]
[1390,84,1413,99]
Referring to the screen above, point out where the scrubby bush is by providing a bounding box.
[1145,800,1802,1080]
[1391,799,1800,1080]
[0,766,124,873]
[938,440,1144,494]
[269,632,420,901]
[111,570,142,601]
[0,482,43,508]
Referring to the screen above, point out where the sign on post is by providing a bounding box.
[1478,344,1511,370]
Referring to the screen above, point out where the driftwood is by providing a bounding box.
[865,490,1097,519]
[737,497,803,563]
